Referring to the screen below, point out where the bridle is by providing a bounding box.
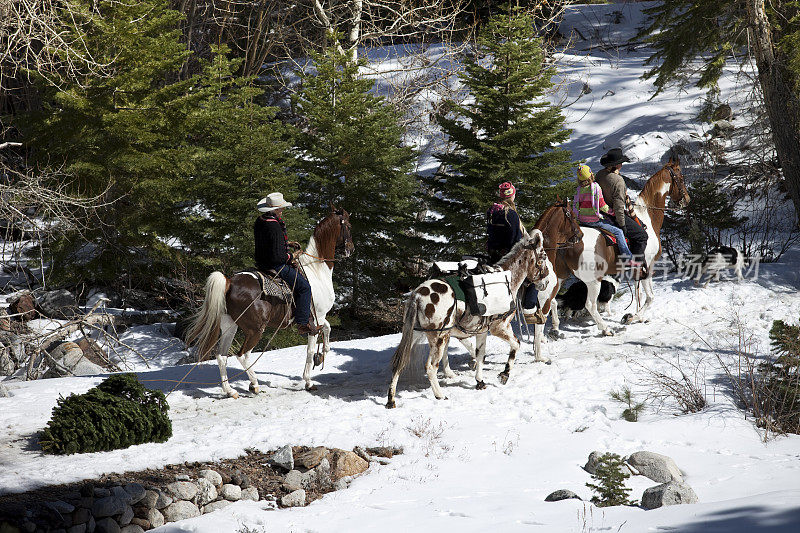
[542,203,583,251]
[302,211,353,263]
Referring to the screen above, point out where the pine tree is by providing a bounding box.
[586,453,636,507]
[293,38,419,306]
[180,46,301,275]
[762,317,800,433]
[21,0,194,285]
[428,6,572,256]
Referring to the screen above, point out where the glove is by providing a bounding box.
[288,240,302,250]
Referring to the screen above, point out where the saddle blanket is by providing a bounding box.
[238,269,294,303]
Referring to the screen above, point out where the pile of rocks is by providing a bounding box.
[544,450,698,509]
[0,445,396,532]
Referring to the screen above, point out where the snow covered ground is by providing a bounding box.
[2,2,800,532]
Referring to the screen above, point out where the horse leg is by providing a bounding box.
[474,332,488,389]
[533,323,551,363]
[625,278,656,323]
[457,337,477,372]
[216,354,238,399]
[303,333,319,391]
[494,320,521,385]
[214,315,239,399]
[321,318,332,354]
[234,325,264,394]
[585,279,614,336]
[439,337,457,379]
[425,333,449,400]
[547,282,564,340]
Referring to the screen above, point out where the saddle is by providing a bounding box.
[239,268,296,304]
[596,227,629,250]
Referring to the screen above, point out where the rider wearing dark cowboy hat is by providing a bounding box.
[254,193,322,336]
[594,148,648,274]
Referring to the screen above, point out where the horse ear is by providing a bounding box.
[329,202,336,213]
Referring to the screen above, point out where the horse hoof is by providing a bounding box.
[498,372,509,385]
[621,313,633,324]
[602,329,615,337]
[476,380,486,390]
[249,385,261,394]
[305,383,318,391]
[469,360,477,371]
[547,330,563,340]
[229,392,240,399]
[385,400,396,409]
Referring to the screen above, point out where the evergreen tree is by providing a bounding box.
[293,38,419,306]
[428,6,572,256]
[762,317,800,433]
[586,453,636,507]
[21,0,194,285]
[180,46,301,275]
[639,1,800,227]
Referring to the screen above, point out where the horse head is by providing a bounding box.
[523,229,549,284]
[558,199,583,246]
[666,158,690,209]
[330,203,354,258]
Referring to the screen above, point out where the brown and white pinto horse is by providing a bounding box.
[553,159,690,335]
[187,207,354,398]
[386,230,548,408]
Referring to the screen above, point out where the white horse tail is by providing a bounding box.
[186,271,228,362]
[391,293,420,375]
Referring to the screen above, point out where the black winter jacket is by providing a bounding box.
[254,214,291,269]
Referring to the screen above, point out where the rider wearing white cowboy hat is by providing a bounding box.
[254,193,322,335]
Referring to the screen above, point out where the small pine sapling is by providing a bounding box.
[610,386,646,422]
[585,453,636,507]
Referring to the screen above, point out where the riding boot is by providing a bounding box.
[297,323,323,335]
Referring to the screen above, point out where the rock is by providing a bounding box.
[544,489,582,502]
[72,508,90,525]
[0,383,10,397]
[94,488,111,498]
[220,484,241,502]
[202,500,232,514]
[87,515,96,533]
[626,451,683,483]
[122,485,145,506]
[153,490,172,510]
[175,474,190,482]
[94,517,120,533]
[295,447,327,469]
[712,103,733,121]
[145,508,164,529]
[283,470,303,491]
[46,501,76,515]
[166,481,197,501]
[230,470,250,488]
[198,469,223,487]
[67,524,87,533]
[8,292,36,321]
[111,486,134,506]
[129,518,149,529]
[328,449,368,481]
[583,451,602,474]
[118,505,133,526]
[0,347,14,376]
[0,309,9,331]
[280,490,306,508]
[92,497,126,518]
[77,338,109,369]
[333,478,349,491]
[240,487,259,502]
[194,479,218,506]
[120,526,144,533]
[271,445,294,471]
[709,120,735,138]
[161,500,200,522]
[37,289,79,319]
[641,481,698,510]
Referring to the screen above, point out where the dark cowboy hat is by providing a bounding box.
[600,148,630,167]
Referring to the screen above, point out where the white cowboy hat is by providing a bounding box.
[257,192,293,212]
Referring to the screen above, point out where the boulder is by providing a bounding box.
[111,486,133,506]
[0,346,14,376]
[712,103,733,122]
[37,289,79,319]
[72,508,90,525]
[122,485,146,506]
[240,487,259,502]
[92,497,126,518]
[198,469,223,487]
[94,488,111,498]
[165,481,197,501]
[626,451,683,483]
[0,383,10,397]
[118,505,133,526]
[94,517,120,533]
[280,490,306,508]
[8,292,36,321]
[120,525,145,533]
[45,500,76,515]
[175,474,190,482]
[230,470,250,488]
[67,523,87,533]
[583,451,602,474]
[641,481,698,510]
[271,445,294,471]
[544,490,582,502]
[145,509,164,529]
[283,470,303,491]
[202,500,232,514]
[220,484,241,502]
[295,447,327,469]
[328,449,368,481]
[709,120,735,138]
[194,479,217,506]
[129,518,149,530]
[77,338,109,369]
[161,501,200,522]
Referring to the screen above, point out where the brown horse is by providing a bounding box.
[187,207,354,398]
[386,229,549,408]
[553,159,690,335]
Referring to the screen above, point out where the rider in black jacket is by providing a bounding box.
[255,193,322,335]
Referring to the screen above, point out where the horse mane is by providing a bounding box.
[496,230,542,269]
[635,162,674,235]
[534,200,568,230]
[308,212,340,262]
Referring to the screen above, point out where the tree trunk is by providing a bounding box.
[747,0,800,227]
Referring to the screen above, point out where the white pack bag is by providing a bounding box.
[462,270,514,316]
